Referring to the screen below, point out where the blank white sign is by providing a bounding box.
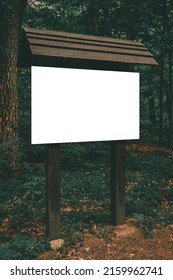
[31,67,139,144]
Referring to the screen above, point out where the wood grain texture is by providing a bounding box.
[111,142,125,225]
[46,144,61,240]
[28,38,152,57]
[19,27,158,67]
[24,26,144,46]
[27,33,147,50]
[30,45,157,65]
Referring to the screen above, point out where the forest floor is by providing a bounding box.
[0,143,173,260]
[38,218,173,260]
[39,144,173,260]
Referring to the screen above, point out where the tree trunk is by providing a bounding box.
[0,0,27,168]
[168,47,173,147]
[87,0,98,35]
[159,0,167,145]
[148,95,156,128]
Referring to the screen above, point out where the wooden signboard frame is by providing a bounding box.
[18,27,158,240]
[45,141,125,240]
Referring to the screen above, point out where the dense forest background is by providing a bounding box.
[20,0,173,149]
[0,0,173,260]
[1,0,173,166]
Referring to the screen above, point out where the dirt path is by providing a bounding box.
[38,218,173,260]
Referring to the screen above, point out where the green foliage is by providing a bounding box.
[0,235,50,260]
[61,143,88,169]
[0,138,18,178]
[60,166,111,249]
[126,147,173,237]
[134,214,155,238]
[0,203,7,226]
[0,248,21,260]
[93,226,116,242]
[0,137,31,180]
[0,144,173,257]
[0,171,49,259]
[8,176,46,230]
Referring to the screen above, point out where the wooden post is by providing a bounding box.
[111,141,125,225]
[46,144,61,240]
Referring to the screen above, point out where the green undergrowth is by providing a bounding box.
[0,144,173,258]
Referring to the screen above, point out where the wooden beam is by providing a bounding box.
[28,38,152,57]
[30,45,157,66]
[111,141,125,225]
[46,144,61,240]
[24,26,145,47]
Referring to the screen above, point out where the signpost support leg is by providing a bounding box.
[111,141,125,225]
[46,144,61,240]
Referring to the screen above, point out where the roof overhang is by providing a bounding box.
[18,27,158,70]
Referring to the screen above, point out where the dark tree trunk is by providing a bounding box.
[159,0,167,145]
[167,47,173,147]
[87,0,98,35]
[0,0,27,166]
[148,95,156,128]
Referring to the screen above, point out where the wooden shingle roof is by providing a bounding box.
[19,27,158,70]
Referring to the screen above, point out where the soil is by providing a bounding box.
[38,218,173,260]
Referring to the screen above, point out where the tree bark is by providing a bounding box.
[168,47,173,147]
[159,0,167,145]
[0,0,27,167]
[87,0,98,35]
